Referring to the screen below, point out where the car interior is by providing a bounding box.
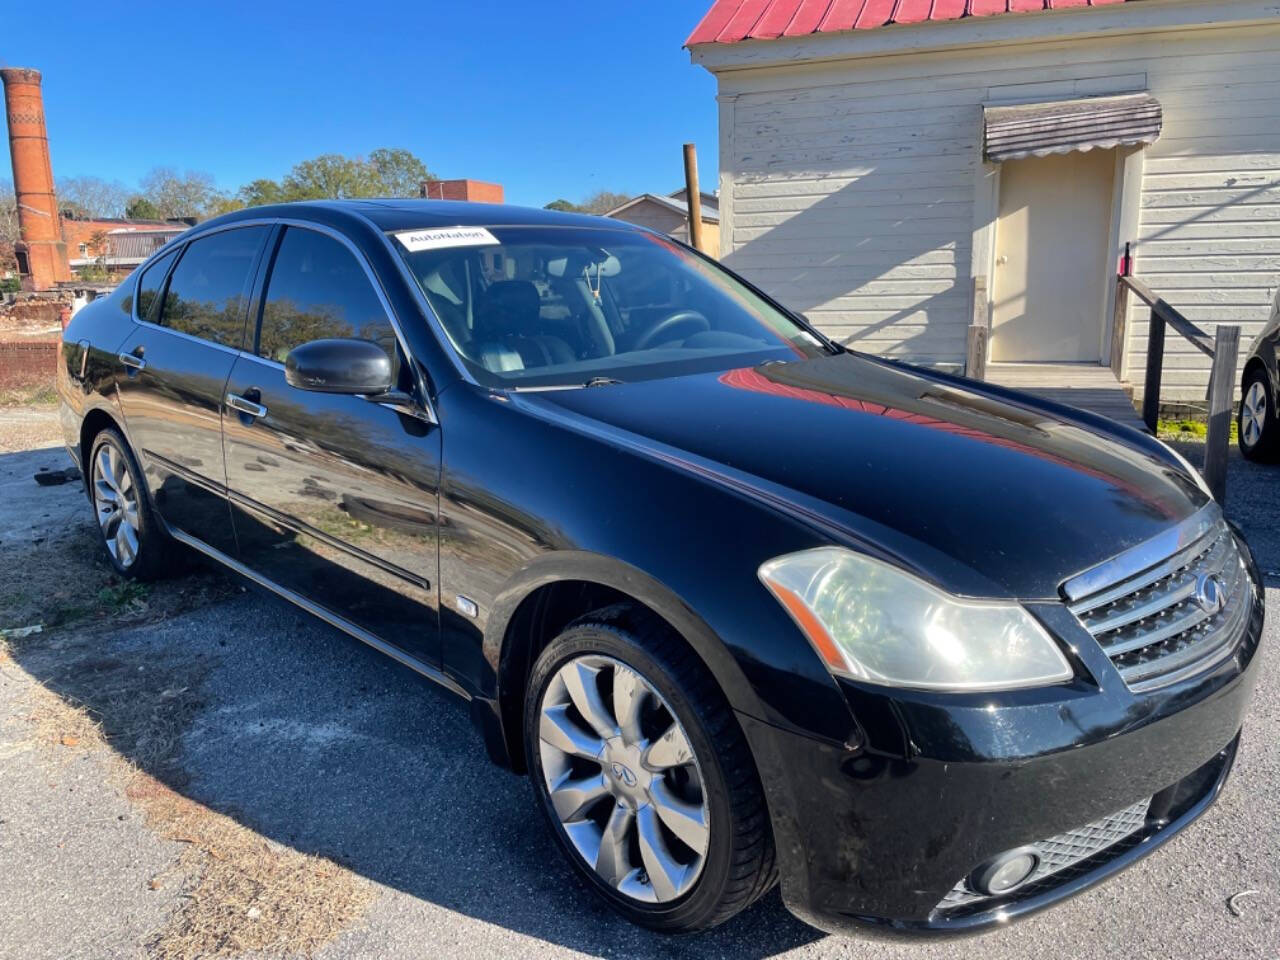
[401,228,809,382]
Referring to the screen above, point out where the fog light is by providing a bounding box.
[970,846,1041,896]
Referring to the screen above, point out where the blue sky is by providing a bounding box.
[2,1,718,209]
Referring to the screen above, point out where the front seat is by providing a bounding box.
[473,280,576,371]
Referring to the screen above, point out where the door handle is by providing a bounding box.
[118,351,146,371]
[226,392,268,419]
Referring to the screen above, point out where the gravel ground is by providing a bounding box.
[0,437,1276,959]
[0,403,61,454]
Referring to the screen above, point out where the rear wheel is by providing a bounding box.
[524,608,776,932]
[87,428,178,580]
[1239,366,1279,462]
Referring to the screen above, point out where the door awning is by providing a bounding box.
[983,93,1163,163]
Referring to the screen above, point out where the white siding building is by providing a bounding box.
[688,0,1280,402]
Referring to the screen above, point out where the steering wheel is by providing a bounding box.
[631,309,711,351]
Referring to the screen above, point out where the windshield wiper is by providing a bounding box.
[505,376,624,392]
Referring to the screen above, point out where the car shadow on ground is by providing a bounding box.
[10,591,824,957]
[3,442,825,956]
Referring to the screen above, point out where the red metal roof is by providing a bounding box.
[686,0,1131,45]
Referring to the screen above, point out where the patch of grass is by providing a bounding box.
[1159,418,1207,438]
[0,382,58,407]
[1157,418,1238,444]
[96,580,150,612]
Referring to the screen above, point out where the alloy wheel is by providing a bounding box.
[537,654,710,903]
[92,441,141,568]
[1241,380,1267,449]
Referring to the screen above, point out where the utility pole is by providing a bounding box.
[682,143,704,253]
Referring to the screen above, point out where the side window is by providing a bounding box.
[157,226,268,349]
[126,248,179,321]
[257,227,398,367]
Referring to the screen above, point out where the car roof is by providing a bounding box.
[208,198,645,235]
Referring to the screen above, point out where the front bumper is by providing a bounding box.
[740,550,1265,937]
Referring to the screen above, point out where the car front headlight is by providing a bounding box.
[758,548,1072,692]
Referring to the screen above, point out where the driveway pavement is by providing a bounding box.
[0,437,1276,959]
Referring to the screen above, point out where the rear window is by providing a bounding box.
[125,248,178,322]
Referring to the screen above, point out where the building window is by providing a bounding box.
[79,243,88,255]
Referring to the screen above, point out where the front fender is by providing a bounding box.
[483,548,769,719]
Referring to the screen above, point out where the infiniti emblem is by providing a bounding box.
[611,762,637,788]
[1194,573,1225,616]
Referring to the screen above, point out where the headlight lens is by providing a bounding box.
[758,548,1072,692]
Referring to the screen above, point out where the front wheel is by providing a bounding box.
[524,608,776,932]
[1239,366,1279,462]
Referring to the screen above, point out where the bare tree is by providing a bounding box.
[137,167,219,220]
[57,175,130,218]
[0,178,18,274]
[580,190,631,215]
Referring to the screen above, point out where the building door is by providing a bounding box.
[990,149,1115,363]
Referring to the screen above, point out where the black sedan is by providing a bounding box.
[56,201,1264,936]
[1239,286,1279,461]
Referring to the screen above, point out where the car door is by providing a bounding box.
[114,225,270,555]
[222,224,442,666]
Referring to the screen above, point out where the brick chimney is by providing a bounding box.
[419,179,504,203]
[2,67,72,290]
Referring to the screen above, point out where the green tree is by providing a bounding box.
[204,192,247,217]
[237,178,286,208]
[367,147,431,197]
[544,198,582,213]
[281,154,377,200]
[125,195,162,220]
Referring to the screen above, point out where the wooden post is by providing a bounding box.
[683,143,704,253]
[1142,307,1165,434]
[1112,243,1132,379]
[966,276,988,380]
[1203,324,1240,504]
[1110,276,1128,380]
[966,326,988,381]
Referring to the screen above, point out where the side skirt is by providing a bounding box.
[167,528,469,701]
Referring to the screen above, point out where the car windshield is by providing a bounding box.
[391,225,831,388]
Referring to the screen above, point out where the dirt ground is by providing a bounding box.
[1,411,371,958]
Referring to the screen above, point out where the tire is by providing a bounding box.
[524,605,776,933]
[86,427,179,580]
[1238,365,1280,462]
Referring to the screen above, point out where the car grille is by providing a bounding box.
[1066,513,1253,693]
[937,797,1152,911]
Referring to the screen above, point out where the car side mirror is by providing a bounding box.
[284,338,394,395]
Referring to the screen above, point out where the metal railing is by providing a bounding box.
[1115,243,1240,503]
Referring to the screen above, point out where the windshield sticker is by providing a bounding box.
[394,226,499,252]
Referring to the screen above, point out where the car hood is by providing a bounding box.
[521,352,1208,600]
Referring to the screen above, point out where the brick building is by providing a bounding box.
[62,217,187,274]
[419,178,504,203]
[1,66,187,290]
